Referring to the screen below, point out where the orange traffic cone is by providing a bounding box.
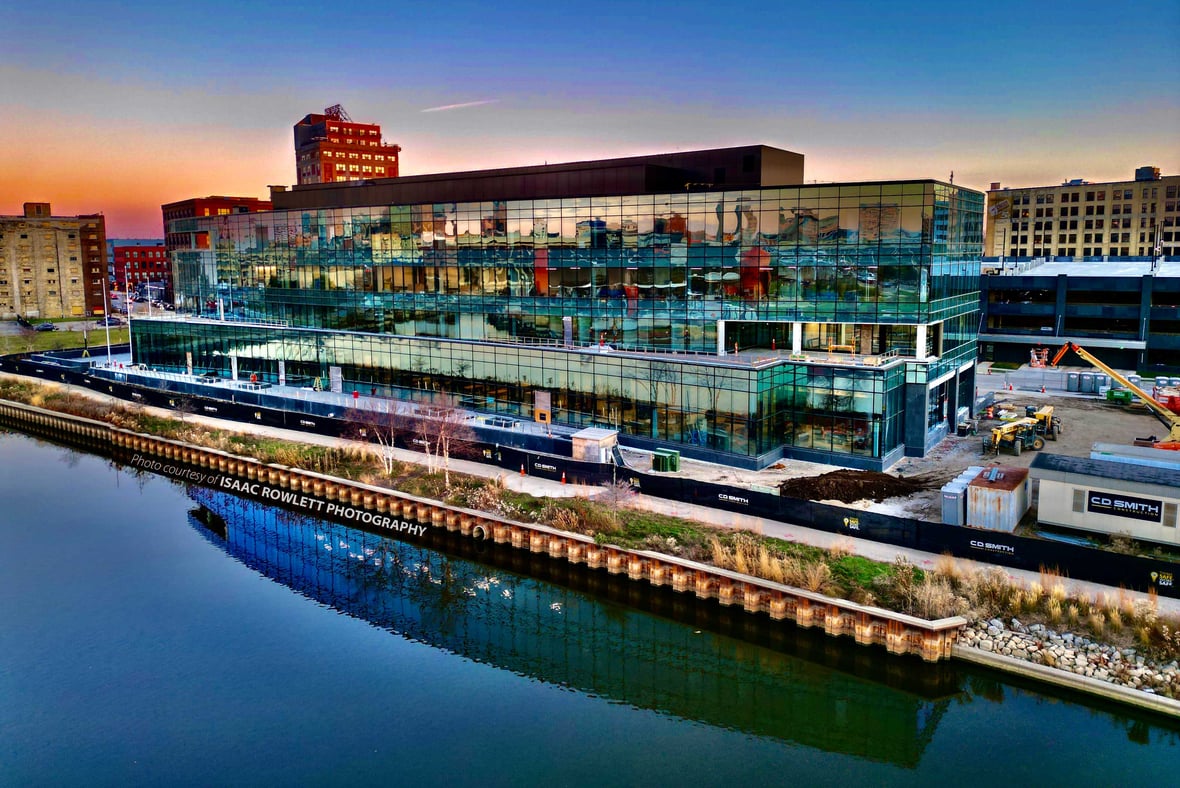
[1008,383,1014,391]
[1040,385,1046,393]
[520,463,526,476]
[561,471,567,485]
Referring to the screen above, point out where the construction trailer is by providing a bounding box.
[1030,453,1180,547]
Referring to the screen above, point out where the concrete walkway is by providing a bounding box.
[7,370,1179,616]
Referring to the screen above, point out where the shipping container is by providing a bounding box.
[966,466,1030,533]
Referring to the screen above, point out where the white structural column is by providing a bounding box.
[717,320,726,355]
[915,324,928,360]
[792,322,802,355]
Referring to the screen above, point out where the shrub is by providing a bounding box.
[801,561,835,595]
[934,553,964,585]
[913,574,967,619]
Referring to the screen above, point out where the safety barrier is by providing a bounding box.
[0,396,966,661]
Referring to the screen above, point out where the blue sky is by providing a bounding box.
[2,0,1177,235]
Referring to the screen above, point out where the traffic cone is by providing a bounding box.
[561,471,567,485]
[1040,385,1046,393]
[1008,383,1014,391]
[520,464,526,476]
[771,338,776,350]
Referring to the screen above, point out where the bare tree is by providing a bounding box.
[420,393,479,489]
[346,398,416,475]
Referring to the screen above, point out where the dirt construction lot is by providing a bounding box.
[624,387,1171,522]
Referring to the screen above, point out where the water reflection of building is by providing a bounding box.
[189,486,952,766]
[136,144,983,471]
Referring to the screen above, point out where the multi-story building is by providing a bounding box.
[162,196,273,304]
[108,238,165,290]
[979,260,1180,374]
[0,203,107,318]
[113,242,168,298]
[986,166,1179,260]
[294,104,401,185]
[161,196,273,254]
[136,146,983,470]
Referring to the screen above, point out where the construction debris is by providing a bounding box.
[778,469,942,503]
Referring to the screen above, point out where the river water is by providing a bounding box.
[0,431,1176,785]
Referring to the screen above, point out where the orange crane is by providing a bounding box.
[1050,342,1180,450]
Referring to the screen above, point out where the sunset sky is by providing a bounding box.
[2,0,1177,237]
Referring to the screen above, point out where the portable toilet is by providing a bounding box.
[940,480,968,526]
[1079,372,1094,393]
[1066,372,1079,392]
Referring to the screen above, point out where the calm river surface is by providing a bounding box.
[0,431,1176,785]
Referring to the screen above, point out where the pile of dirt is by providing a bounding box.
[778,469,941,503]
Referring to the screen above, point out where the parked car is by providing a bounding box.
[97,316,125,327]
[34,322,59,332]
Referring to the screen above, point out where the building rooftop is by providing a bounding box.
[1029,452,1180,490]
[1016,260,1180,278]
[271,145,806,210]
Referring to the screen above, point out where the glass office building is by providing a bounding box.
[141,148,984,469]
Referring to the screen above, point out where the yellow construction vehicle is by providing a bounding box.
[982,417,1044,456]
[1050,342,1180,451]
[1024,404,1063,440]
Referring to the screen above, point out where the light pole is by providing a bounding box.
[122,258,135,365]
[100,272,113,366]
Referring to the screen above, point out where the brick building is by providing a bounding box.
[293,104,401,185]
[0,202,107,318]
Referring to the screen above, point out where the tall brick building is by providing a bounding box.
[293,104,401,185]
[0,203,107,318]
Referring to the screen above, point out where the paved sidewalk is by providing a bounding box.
[9,371,1179,616]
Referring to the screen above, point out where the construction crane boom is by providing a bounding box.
[1051,342,1180,446]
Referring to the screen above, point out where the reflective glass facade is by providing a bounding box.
[145,176,983,469]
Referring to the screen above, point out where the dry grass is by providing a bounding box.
[933,553,964,583]
[801,562,835,595]
[828,537,856,560]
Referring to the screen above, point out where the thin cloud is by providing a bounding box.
[420,99,499,113]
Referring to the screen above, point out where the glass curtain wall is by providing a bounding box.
[173,183,983,352]
[158,180,982,464]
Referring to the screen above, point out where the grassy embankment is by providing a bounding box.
[2,375,1178,674]
[1,326,130,355]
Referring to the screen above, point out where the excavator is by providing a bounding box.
[1050,341,1180,451]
